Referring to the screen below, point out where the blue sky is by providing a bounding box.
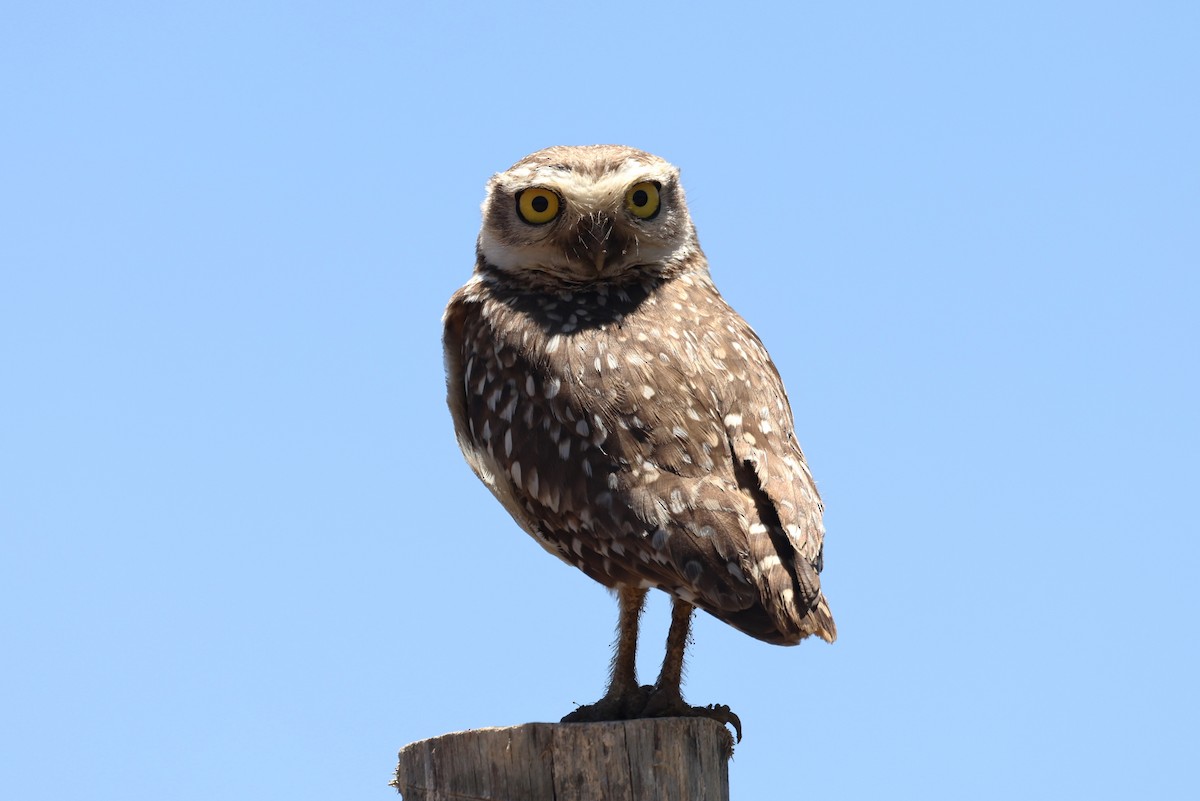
[2,2,1197,799]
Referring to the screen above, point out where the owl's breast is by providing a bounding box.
[443,268,805,617]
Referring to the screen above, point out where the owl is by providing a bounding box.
[443,145,834,738]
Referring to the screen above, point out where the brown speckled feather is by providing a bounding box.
[445,145,833,660]
[445,257,834,644]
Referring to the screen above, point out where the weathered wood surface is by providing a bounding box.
[394,718,732,801]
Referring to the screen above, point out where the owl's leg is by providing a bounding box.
[561,585,652,723]
[642,596,743,742]
[653,595,693,696]
[607,585,648,701]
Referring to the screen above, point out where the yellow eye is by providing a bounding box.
[625,181,661,219]
[516,188,560,224]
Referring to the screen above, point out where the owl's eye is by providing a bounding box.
[516,188,561,225]
[625,181,661,219]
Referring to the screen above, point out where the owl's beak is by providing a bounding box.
[590,249,607,274]
[577,212,620,274]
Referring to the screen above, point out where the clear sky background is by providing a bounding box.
[3,2,1197,799]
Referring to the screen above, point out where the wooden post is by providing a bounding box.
[393,718,732,801]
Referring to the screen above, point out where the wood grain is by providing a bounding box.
[394,718,731,801]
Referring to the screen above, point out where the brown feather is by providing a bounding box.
[444,145,834,648]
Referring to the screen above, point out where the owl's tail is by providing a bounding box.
[736,527,837,645]
[708,538,836,646]
[707,588,835,646]
[804,595,837,643]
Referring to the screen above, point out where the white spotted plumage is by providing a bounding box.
[443,145,834,731]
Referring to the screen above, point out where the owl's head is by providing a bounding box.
[476,145,702,290]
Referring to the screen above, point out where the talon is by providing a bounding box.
[638,690,743,745]
[705,703,743,743]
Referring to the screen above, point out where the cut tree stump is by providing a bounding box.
[393,717,732,801]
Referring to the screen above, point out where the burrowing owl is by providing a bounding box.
[443,145,834,736]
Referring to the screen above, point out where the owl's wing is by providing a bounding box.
[579,291,833,643]
[717,320,835,642]
[442,285,531,529]
[444,283,552,544]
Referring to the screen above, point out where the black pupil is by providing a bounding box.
[531,195,549,213]
[632,189,649,207]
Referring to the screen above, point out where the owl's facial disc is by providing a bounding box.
[477,146,698,287]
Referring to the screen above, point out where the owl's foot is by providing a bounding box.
[561,684,654,723]
[641,688,743,744]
